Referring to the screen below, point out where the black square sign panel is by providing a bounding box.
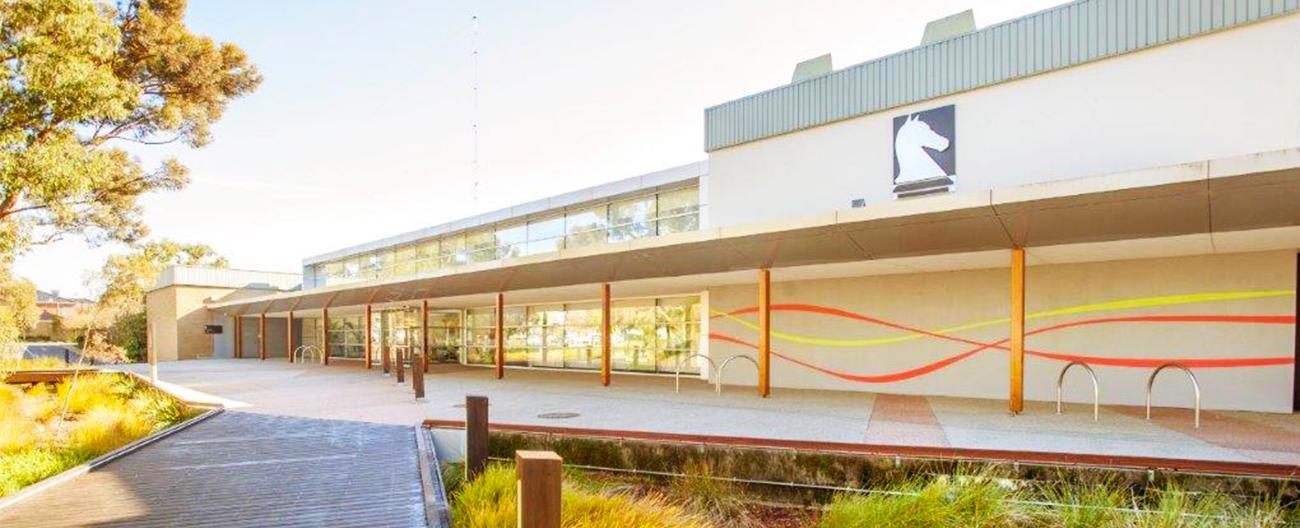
[891,104,955,197]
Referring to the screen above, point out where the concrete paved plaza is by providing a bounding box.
[118,359,1300,466]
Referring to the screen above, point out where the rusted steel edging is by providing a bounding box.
[0,407,223,512]
[421,419,1300,480]
[414,425,452,528]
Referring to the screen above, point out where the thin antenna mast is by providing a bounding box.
[471,14,480,209]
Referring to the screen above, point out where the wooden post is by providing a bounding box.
[366,304,376,370]
[494,293,504,379]
[421,299,430,373]
[758,268,771,398]
[322,307,331,365]
[234,316,242,358]
[286,310,295,363]
[1009,248,1026,414]
[465,395,489,481]
[600,283,611,386]
[258,313,267,360]
[516,451,562,528]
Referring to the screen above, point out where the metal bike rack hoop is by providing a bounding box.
[292,345,322,365]
[1145,362,1201,428]
[1054,361,1100,422]
[673,353,717,394]
[715,355,760,395]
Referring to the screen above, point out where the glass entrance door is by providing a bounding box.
[378,308,418,369]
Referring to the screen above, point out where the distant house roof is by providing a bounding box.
[35,290,93,305]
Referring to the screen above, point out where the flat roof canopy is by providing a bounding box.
[211,149,1300,316]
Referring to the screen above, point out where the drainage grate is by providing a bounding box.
[536,412,580,420]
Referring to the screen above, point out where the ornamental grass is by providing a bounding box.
[0,372,191,497]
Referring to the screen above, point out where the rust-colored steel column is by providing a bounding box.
[494,292,505,379]
[322,307,331,365]
[286,310,294,363]
[465,395,489,480]
[365,304,375,370]
[1009,248,1026,414]
[600,283,611,386]
[395,344,405,383]
[233,316,242,359]
[413,303,426,400]
[758,269,771,398]
[421,299,430,374]
[258,313,267,360]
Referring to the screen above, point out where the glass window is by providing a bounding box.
[327,315,366,359]
[528,305,565,367]
[656,187,700,235]
[439,235,467,268]
[466,228,496,263]
[415,241,438,275]
[343,258,361,278]
[323,261,344,280]
[502,306,528,366]
[562,302,600,369]
[611,299,656,372]
[565,206,607,249]
[495,223,527,260]
[427,310,463,363]
[655,297,700,373]
[608,195,656,242]
[392,245,417,279]
[465,307,496,364]
[526,215,565,256]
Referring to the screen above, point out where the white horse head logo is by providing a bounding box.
[894,113,951,185]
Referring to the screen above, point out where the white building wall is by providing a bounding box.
[707,251,1296,413]
[707,14,1300,228]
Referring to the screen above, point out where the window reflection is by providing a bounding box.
[312,185,700,287]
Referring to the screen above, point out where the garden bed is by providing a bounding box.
[432,428,1300,527]
[0,368,202,498]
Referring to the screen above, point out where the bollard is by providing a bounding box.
[395,348,405,383]
[382,344,392,374]
[516,451,562,528]
[412,351,425,400]
[466,395,489,481]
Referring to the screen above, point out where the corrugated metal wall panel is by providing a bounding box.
[704,0,1298,151]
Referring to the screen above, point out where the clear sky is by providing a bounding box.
[15,0,1060,298]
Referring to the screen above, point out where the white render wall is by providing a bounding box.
[706,251,1296,413]
[706,14,1300,228]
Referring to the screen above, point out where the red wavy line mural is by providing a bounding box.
[709,306,1295,383]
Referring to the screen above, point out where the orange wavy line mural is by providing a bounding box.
[708,290,1296,383]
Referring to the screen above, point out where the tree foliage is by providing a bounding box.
[0,0,260,255]
[0,269,37,346]
[93,239,226,318]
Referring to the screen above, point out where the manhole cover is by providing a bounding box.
[536,412,580,420]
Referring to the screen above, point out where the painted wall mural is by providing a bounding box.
[709,289,1295,384]
[704,252,1298,412]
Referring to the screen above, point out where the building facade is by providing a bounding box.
[163,0,1299,414]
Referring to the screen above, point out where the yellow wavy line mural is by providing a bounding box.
[711,290,1296,348]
